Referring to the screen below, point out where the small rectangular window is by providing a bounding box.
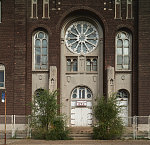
[43,0,49,18]
[115,0,122,19]
[126,0,133,19]
[66,57,78,72]
[86,57,98,72]
[0,65,5,88]
[31,0,37,18]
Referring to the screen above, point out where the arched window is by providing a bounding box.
[66,58,78,72]
[86,58,98,72]
[33,31,48,70]
[116,31,132,70]
[86,59,91,71]
[0,64,5,88]
[65,21,99,54]
[117,89,129,98]
[71,87,92,100]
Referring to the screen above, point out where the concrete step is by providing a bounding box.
[70,133,93,140]
[69,127,93,140]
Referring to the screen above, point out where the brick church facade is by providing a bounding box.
[0,0,150,126]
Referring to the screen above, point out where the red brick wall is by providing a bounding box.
[138,0,150,116]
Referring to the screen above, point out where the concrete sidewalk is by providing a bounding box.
[0,139,150,145]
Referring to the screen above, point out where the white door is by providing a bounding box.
[71,87,93,126]
[71,107,92,126]
[117,98,128,126]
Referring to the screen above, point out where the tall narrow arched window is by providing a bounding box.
[33,31,48,70]
[116,31,132,70]
[0,64,5,88]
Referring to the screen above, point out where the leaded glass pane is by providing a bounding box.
[73,88,77,93]
[35,48,41,55]
[124,40,129,48]
[79,90,81,99]
[36,55,41,64]
[117,56,123,65]
[123,48,129,55]
[117,40,123,48]
[73,59,77,71]
[38,32,44,39]
[83,24,87,33]
[0,71,4,82]
[42,56,47,65]
[93,59,97,71]
[117,64,122,70]
[120,33,126,39]
[67,59,71,71]
[0,83,4,87]
[124,56,129,65]
[87,94,91,98]
[86,59,91,71]
[117,48,122,55]
[35,39,41,47]
[41,65,47,69]
[42,48,47,55]
[117,90,128,98]
[35,64,40,69]
[42,39,47,48]
[82,90,85,99]
[73,94,77,98]
[123,65,129,69]
[77,24,81,33]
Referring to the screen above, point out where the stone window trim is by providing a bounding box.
[66,57,78,72]
[71,86,92,100]
[115,31,132,71]
[32,31,48,71]
[114,0,122,19]
[0,64,5,89]
[42,0,50,19]
[126,0,133,19]
[31,0,38,19]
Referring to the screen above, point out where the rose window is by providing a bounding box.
[65,21,99,54]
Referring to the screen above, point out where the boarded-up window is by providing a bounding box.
[127,0,133,19]
[43,0,49,18]
[31,0,37,18]
[115,0,121,19]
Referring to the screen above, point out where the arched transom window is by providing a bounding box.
[71,87,92,100]
[33,31,48,70]
[116,31,132,70]
[117,89,129,98]
[65,21,99,54]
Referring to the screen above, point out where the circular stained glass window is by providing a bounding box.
[65,21,99,54]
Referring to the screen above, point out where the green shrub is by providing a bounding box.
[93,96,124,140]
[30,89,70,140]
